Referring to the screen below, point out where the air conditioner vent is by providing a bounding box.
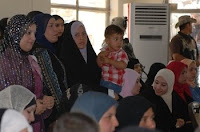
[134,5,168,25]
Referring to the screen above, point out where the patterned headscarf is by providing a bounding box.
[0,15,35,91]
[0,85,36,112]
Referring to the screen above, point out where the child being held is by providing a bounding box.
[97,25,129,96]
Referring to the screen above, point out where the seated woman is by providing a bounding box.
[141,69,193,132]
[0,85,36,123]
[166,61,193,104]
[127,58,146,92]
[116,96,155,131]
[119,68,141,98]
[70,91,119,132]
[0,108,33,132]
[181,59,200,103]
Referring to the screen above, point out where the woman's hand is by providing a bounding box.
[176,118,185,128]
[43,95,55,109]
[35,99,46,115]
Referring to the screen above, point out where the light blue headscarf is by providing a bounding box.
[70,91,118,122]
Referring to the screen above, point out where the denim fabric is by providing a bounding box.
[100,80,122,94]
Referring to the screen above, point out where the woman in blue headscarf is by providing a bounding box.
[33,13,69,130]
[71,91,119,132]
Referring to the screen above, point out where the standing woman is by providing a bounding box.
[59,21,102,90]
[33,13,68,129]
[52,15,65,56]
[0,15,54,132]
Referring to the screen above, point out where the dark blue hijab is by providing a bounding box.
[34,13,56,53]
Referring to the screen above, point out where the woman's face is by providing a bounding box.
[20,24,36,52]
[132,77,142,95]
[22,104,36,123]
[55,19,64,37]
[187,62,197,81]
[139,107,156,129]
[44,18,58,43]
[178,67,187,84]
[153,76,168,96]
[73,25,87,49]
[99,105,119,132]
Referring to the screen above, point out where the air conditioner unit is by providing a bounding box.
[124,3,170,79]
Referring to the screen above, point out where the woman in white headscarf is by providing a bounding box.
[0,108,33,132]
[0,85,36,123]
[141,69,192,132]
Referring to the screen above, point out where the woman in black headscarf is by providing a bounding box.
[58,21,102,90]
[116,96,156,131]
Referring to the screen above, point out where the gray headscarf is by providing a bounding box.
[70,91,118,122]
[0,85,36,112]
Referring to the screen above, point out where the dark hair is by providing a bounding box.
[127,58,140,69]
[52,15,64,22]
[145,62,166,87]
[53,112,99,132]
[179,22,190,31]
[27,10,43,20]
[104,25,124,38]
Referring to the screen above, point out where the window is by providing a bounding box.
[51,0,109,54]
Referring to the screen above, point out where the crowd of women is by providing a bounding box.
[0,10,200,132]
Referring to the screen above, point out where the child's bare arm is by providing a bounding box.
[97,55,103,67]
[97,51,109,67]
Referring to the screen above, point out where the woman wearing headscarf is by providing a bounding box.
[0,14,54,132]
[33,13,69,129]
[119,68,141,98]
[58,21,102,91]
[181,59,200,103]
[141,69,192,132]
[166,61,193,104]
[0,85,36,123]
[116,96,155,131]
[0,109,33,132]
[70,91,119,132]
[127,58,147,93]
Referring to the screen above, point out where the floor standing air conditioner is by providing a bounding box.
[124,3,170,79]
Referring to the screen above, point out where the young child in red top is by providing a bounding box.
[97,25,129,95]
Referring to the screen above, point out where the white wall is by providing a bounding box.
[0,0,50,19]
